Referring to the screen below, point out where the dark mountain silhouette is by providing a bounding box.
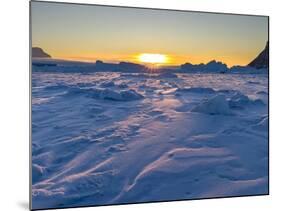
[248,41,269,69]
[32,47,51,58]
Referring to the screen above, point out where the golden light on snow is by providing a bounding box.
[138,53,168,64]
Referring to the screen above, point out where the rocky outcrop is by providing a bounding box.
[248,41,269,69]
[32,47,51,58]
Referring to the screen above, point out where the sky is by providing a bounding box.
[31,1,268,67]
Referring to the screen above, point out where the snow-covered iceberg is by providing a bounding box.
[180,60,228,73]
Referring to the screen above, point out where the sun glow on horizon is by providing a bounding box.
[138,53,168,64]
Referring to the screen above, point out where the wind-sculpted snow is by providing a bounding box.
[32,71,268,209]
[252,116,268,131]
[190,92,265,115]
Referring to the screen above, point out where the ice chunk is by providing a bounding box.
[98,88,143,101]
[32,164,45,183]
[66,87,143,101]
[191,94,232,115]
[100,81,115,87]
[157,88,178,95]
[229,92,264,108]
[100,88,123,101]
[120,89,144,101]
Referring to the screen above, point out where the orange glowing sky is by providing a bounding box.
[31,1,268,67]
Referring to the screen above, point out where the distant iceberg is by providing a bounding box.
[32,57,268,74]
[180,60,228,73]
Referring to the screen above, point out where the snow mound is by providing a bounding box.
[97,88,143,101]
[66,87,143,101]
[191,94,232,115]
[99,88,123,100]
[119,89,144,101]
[178,87,216,94]
[229,92,264,108]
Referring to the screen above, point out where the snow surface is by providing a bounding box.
[32,70,268,209]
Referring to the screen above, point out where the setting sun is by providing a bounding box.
[138,53,168,64]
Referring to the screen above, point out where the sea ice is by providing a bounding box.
[31,69,268,209]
